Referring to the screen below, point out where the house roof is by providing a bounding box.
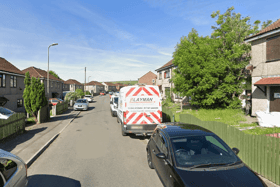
[104,82,116,86]
[254,77,280,86]
[245,19,280,41]
[139,71,157,80]
[22,66,62,81]
[87,81,104,86]
[0,57,24,75]
[155,59,174,71]
[64,79,83,85]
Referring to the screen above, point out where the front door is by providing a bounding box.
[270,86,280,112]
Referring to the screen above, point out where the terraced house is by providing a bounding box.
[85,81,105,95]
[0,57,25,112]
[102,82,117,92]
[245,19,280,116]
[22,66,63,99]
[63,79,84,92]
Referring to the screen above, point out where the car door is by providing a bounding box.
[152,132,174,186]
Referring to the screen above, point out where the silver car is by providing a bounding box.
[84,95,93,102]
[73,99,89,111]
[0,149,28,187]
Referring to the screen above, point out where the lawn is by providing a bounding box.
[26,117,36,125]
[163,101,280,135]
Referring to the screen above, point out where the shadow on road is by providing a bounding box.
[28,174,81,187]
[129,134,151,140]
[0,127,47,152]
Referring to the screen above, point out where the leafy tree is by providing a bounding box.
[49,70,61,80]
[64,92,79,101]
[172,7,272,109]
[75,88,85,98]
[23,73,48,123]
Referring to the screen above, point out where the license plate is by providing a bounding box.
[78,105,82,107]
[131,126,143,129]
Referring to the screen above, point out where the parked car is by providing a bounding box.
[0,107,15,120]
[146,123,267,187]
[48,98,60,106]
[0,149,28,187]
[110,94,118,117]
[56,98,64,103]
[73,99,89,111]
[100,91,106,96]
[84,95,94,102]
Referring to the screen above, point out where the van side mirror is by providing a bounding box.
[232,147,239,155]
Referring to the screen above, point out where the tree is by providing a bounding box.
[49,70,61,80]
[85,91,91,95]
[75,89,85,98]
[23,73,48,123]
[64,92,79,101]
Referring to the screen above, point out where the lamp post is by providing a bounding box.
[47,43,58,99]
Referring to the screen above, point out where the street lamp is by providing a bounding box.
[47,43,58,99]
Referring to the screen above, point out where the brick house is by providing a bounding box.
[102,82,117,92]
[115,83,124,91]
[63,79,84,92]
[22,67,63,99]
[244,19,280,116]
[85,81,105,95]
[138,71,157,85]
[0,57,25,112]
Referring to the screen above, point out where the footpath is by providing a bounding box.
[0,108,80,167]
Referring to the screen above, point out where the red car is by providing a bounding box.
[100,91,106,96]
[49,98,60,106]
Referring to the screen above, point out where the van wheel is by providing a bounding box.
[121,123,127,136]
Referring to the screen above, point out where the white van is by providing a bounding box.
[117,85,162,136]
[110,93,119,117]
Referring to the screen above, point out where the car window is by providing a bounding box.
[171,135,239,168]
[114,98,118,104]
[0,159,17,181]
[205,136,228,152]
[159,133,168,156]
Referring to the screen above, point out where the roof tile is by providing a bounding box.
[0,57,24,75]
[22,67,62,81]
[254,77,280,85]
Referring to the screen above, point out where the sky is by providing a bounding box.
[0,0,279,83]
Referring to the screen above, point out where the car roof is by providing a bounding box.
[157,123,214,138]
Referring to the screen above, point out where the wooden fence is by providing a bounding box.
[0,113,26,141]
[56,102,68,115]
[163,106,280,185]
[38,105,50,123]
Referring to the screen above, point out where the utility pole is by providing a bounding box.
[84,67,86,94]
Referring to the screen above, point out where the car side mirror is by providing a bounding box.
[232,147,239,155]
[156,153,166,159]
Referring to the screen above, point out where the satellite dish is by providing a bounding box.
[245,64,254,71]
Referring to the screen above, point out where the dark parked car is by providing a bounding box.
[146,123,267,187]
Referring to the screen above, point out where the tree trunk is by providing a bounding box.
[32,112,38,124]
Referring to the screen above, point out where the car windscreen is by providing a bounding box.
[171,135,240,168]
[114,97,118,104]
[52,99,59,102]
[76,100,87,103]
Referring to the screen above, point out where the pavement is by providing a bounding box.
[0,108,80,167]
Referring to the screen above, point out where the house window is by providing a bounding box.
[51,81,54,87]
[0,74,6,87]
[266,35,280,62]
[159,72,162,80]
[58,83,60,88]
[17,99,23,107]
[10,76,16,88]
[165,70,170,78]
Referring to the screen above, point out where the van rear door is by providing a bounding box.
[125,86,161,125]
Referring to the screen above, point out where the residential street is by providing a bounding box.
[27,95,163,187]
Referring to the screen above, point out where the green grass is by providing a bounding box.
[111,81,138,85]
[50,110,52,116]
[164,101,280,135]
[243,127,280,135]
[26,117,36,125]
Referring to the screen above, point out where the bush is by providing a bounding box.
[75,89,85,98]
[85,91,91,95]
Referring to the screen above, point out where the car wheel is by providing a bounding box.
[117,116,119,123]
[111,110,113,117]
[121,123,127,136]
[147,149,154,169]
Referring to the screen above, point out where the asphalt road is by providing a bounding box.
[27,95,163,187]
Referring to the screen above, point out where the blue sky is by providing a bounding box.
[0,0,278,83]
